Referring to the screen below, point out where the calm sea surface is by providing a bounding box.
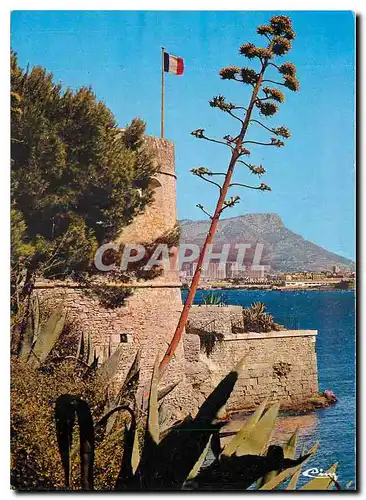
[182,289,356,487]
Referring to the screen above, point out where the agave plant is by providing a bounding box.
[201,292,226,306]
[242,302,283,333]
[54,356,341,491]
[11,300,151,490]
[16,294,67,366]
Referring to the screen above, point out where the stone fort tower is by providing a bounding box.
[36,135,193,414]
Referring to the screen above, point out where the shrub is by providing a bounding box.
[242,302,284,333]
[11,301,143,490]
[201,292,227,306]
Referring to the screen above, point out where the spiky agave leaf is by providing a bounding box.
[286,443,306,490]
[257,426,299,487]
[221,397,269,457]
[98,344,125,381]
[85,332,95,366]
[133,357,161,488]
[184,435,212,485]
[32,293,41,340]
[76,331,85,361]
[157,379,181,402]
[147,356,160,445]
[259,442,319,490]
[29,303,67,365]
[283,427,299,459]
[195,355,246,425]
[19,294,39,360]
[236,402,280,456]
[113,407,139,489]
[54,394,95,490]
[99,350,141,435]
[195,445,312,490]
[135,357,245,489]
[300,463,338,490]
[119,348,141,398]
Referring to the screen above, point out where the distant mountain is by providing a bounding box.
[179,213,355,273]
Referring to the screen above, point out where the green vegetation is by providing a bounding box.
[53,357,341,490]
[202,291,226,306]
[11,301,342,491]
[11,51,158,320]
[241,302,284,333]
[11,302,143,490]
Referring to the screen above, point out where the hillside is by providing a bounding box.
[179,214,355,273]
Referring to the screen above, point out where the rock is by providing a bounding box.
[323,389,338,403]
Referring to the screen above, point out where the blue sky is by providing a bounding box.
[11,11,355,260]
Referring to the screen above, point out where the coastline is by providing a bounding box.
[227,392,338,419]
[182,285,355,292]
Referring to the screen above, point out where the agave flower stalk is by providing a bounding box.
[159,15,299,377]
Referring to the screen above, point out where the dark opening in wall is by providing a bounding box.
[120,333,132,343]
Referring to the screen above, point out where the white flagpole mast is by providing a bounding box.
[161,47,165,138]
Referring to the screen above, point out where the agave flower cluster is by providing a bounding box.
[191,15,299,202]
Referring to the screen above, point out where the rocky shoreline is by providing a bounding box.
[227,391,337,419]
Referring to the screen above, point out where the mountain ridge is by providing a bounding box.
[179,213,355,273]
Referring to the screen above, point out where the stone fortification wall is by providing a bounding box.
[116,136,177,246]
[35,136,195,418]
[184,305,319,412]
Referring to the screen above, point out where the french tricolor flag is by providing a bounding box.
[164,51,184,75]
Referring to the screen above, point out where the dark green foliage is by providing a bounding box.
[199,332,224,356]
[202,291,225,305]
[11,310,145,490]
[55,395,95,490]
[186,323,225,357]
[10,51,158,314]
[233,302,284,333]
[53,357,327,491]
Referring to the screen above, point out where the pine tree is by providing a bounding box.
[11,51,158,313]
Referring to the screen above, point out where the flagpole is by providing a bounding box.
[161,47,165,138]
